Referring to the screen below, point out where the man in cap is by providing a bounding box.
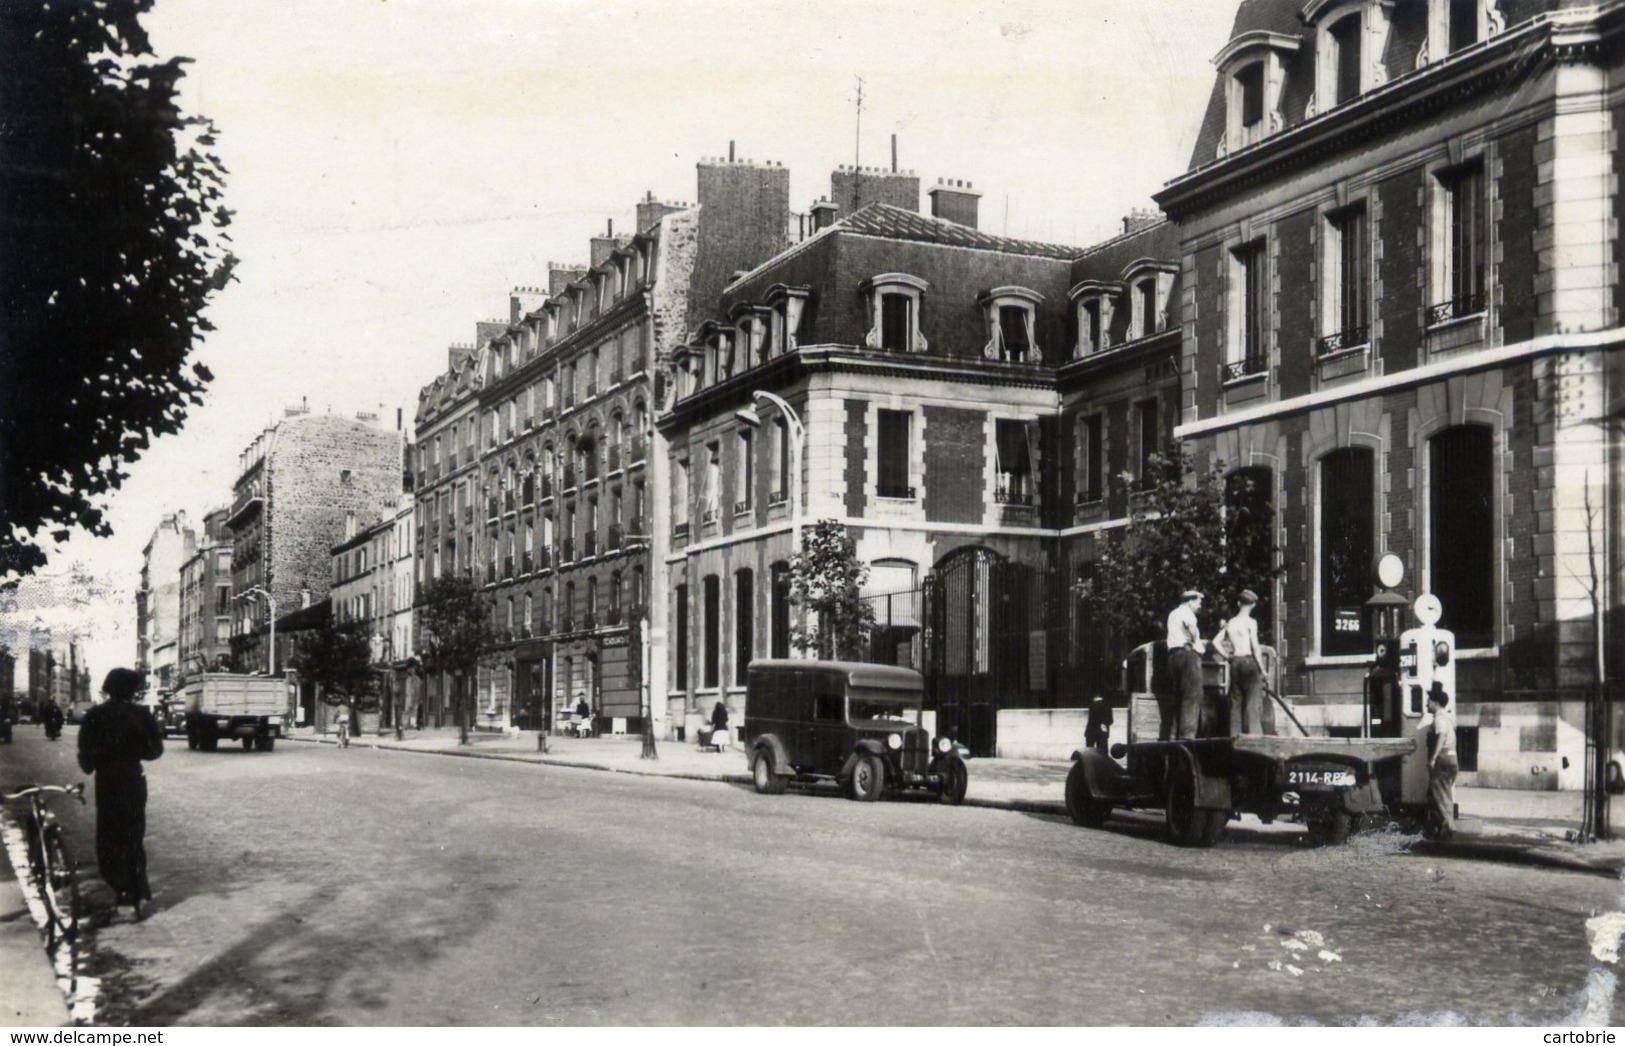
[1165,589,1208,739]
[1216,589,1266,736]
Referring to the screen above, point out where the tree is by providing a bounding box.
[0,0,236,578]
[1077,448,1285,663]
[293,617,377,732]
[789,520,875,661]
[416,575,498,746]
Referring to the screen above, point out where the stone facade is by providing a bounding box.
[177,506,232,683]
[137,512,195,697]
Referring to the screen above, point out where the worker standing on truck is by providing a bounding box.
[1166,589,1208,739]
[1215,589,1265,737]
[77,668,164,919]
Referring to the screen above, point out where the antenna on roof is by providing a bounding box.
[853,76,865,212]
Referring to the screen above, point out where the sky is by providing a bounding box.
[5,0,1239,690]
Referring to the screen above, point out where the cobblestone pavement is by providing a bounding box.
[4,729,1622,1027]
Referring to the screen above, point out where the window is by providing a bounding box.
[1237,63,1265,127]
[980,287,1042,362]
[734,569,754,686]
[736,429,753,513]
[703,443,721,523]
[674,583,688,693]
[1322,203,1368,354]
[703,575,720,689]
[1330,13,1361,106]
[674,458,690,531]
[1083,300,1102,353]
[1432,162,1486,324]
[1430,426,1494,648]
[880,293,912,352]
[770,561,791,659]
[1448,0,1480,52]
[999,305,1032,360]
[770,417,790,505]
[861,274,927,352]
[994,419,1035,505]
[1134,399,1162,489]
[876,410,913,499]
[1226,240,1268,380]
[1225,467,1276,643]
[1078,414,1103,504]
[1320,447,1374,655]
[1069,282,1118,356]
[1136,280,1156,338]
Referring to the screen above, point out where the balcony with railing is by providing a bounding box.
[1317,325,1369,358]
[584,456,599,484]
[627,516,646,544]
[536,547,552,572]
[586,381,598,399]
[733,499,750,515]
[701,507,720,526]
[607,523,623,551]
[1221,354,1268,383]
[606,606,623,627]
[542,406,556,425]
[1427,290,1485,327]
[608,445,622,473]
[673,521,690,542]
[768,490,788,509]
[610,368,624,387]
[993,489,1034,507]
[561,537,575,563]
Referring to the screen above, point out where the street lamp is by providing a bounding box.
[737,390,807,658]
[235,586,278,675]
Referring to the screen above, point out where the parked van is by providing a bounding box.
[743,659,968,804]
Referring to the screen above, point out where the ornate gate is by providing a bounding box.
[923,546,1027,757]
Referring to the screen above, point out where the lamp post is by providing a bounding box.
[737,390,807,658]
[236,586,278,675]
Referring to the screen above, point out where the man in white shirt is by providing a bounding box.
[1165,590,1206,740]
[1426,685,1457,839]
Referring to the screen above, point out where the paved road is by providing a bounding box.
[4,726,1620,1026]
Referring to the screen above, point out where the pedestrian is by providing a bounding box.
[710,699,731,752]
[1166,589,1208,739]
[1426,684,1458,840]
[575,696,590,721]
[76,668,163,919]
[1215,589,1265,737]
[42,699,64,740]
[1084,694,1114,752]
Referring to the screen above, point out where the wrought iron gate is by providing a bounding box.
[923,546,1027,757]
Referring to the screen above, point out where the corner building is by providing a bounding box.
[1155,0,1625,789]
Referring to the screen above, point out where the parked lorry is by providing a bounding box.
[181,673,291,752]
[1065,642,1416,846]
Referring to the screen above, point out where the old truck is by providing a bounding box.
[1065,642,1416,846]
[180,674,292,752]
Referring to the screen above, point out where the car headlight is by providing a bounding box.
[936,737,952,754]
[887,733,902,750]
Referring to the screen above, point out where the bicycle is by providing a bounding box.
[2,783,86,945]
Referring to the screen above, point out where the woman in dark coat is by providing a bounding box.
[77,668,163,917]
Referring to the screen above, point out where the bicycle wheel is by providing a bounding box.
[39,826,78,946]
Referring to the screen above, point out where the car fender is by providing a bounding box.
[1167,743,1233,811]
[1069,747,1128,801]
[751,733,794,777]
[841,739,890,779]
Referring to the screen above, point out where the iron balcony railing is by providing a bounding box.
[1316,325,1369,357]
[583,531,597,558]
[768,490,788,508]
[1427,291,1485,326]
[877,484,916,499]
[994,489,1034,506]
[1221,354,1268,382]
[734,499,750,515]
[702,507,720,525]
[673,521,690,542]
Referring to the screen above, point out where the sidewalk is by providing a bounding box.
[0,834,72,1026]
[292,725,1625,875]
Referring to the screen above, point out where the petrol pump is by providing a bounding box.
[1364,552,1411,739]
[1365,555,1456,812]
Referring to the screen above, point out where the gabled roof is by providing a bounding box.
[838,202,1082,261]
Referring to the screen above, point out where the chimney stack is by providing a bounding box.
[1121,208,1163,235]
[811,197,840,230]
[548,264,588,297]
[636,190,687,232]
[830,165,920,215]
[929,178,982,229]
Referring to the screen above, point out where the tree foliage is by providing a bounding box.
[294,617,377,708]
[789,519,875,661]
[0,0,235,578]
[1077,448,1285,660]
[416,575,498,741]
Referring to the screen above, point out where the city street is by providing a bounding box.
[4,726,1622,1027]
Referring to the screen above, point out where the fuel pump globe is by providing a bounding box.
[1413,593,1443,627]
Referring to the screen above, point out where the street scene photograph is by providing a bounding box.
[6,0,1625,1032]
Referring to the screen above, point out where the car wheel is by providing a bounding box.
[1308,805,1357,846]
[1065,761,1111,828]
[752,749,786,795]
[1165,762,1217,847]
[242,737,253,751]
[848,753,885,803]
[186,728,198,751]
[938,756,968,806]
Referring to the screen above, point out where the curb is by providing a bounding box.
[284,735,1625,874]
[0,817,73,1027]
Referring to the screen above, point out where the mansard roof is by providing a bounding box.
[839,202,1083,261]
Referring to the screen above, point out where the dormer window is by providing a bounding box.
[1214,31,1299,151]
[1067,280,1120,357]
[764,284,809,358]
[979,286,1043,363]
[1122,261,1177,342]
[860,274,928,353]
[1305,1,1393,114]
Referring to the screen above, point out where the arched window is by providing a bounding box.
[1320,448,1374,654]
[1429,425,1494,648]
[1226,467,1276,643]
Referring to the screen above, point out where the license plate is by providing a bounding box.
[1289,768,1355,787]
